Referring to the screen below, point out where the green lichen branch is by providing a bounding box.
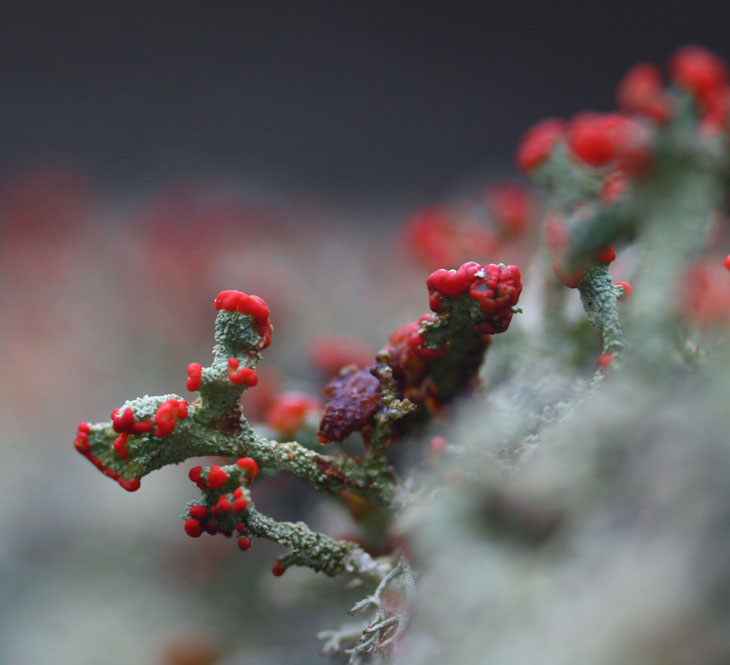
[246,506,393,578]
[75,291,397,507]
[578,264,626,360]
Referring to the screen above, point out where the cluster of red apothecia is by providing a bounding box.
[518,45,730,292]
[317,261,522,444]
[401,183,535,268]
[74,289,272,489]
[214,289,273,349]
[74,401,191,491]
[427,262,522,334]
[185,457,258,553]
[186,291,269,390]
[73,422,141,492]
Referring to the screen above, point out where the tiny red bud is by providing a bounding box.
[207,465,228,489]
[237,537,252,551]
[190,505,208,520]
[184,518,203,538]
[188,466,203,483]
[118,478,141,492]
[616,281,633,300]
[227,358,258,386]
[113,433,130,460]
[236,457,259,480]
[186,362,203,392]
[272,558,286,576]
[595,245,616,263]
[233,497,248,513]
[598,353,615,369]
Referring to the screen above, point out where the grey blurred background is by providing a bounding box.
[2,0,730,204]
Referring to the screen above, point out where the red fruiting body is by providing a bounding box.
[724,255,730,271]
[189,505,208,520]
[568,112,648,172]
[669,45,728,105]
[118,478,141,492]
[598,353,615,369]
[552,258,584,289]
[184,518,203,538]
[384,321,431,386]
[516,118,564,172]
[272,558,286,576]
[113,433,130,460]
[217,495,231,512]
[483,182,534,234]
[235,456,259,480]
[74,423,141,491]
[427,262,522,335]
[204,520,218,535]
[214,290,273,349]
[237,537,252,551]
[111,407,153,435]
[595,245,617,263]
[617,63,671,123]
[233,497,248,513]
[153,399,189,438]
[214,290,269,323]
[207,465,228,489]
[111,407,134,432]
[233,488,244,498]
[616,281,634,300]
[265,393,322,437]
[227,358,258,386]
[235,522,246,532]
[186,362,203,391]
[189,465,203,483]
[74,422,91,453]
[427,261,482,301]
[257,321,274,350]
[403,314,447,360]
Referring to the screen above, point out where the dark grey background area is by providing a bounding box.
[2,1,730,202]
